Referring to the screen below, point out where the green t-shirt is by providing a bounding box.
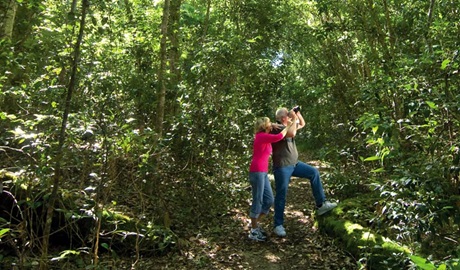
[271,125,298,168]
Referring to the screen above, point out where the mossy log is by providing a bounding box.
[316,197,411,268]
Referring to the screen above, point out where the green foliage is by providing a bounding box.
[410,255,460,270]
[0,228,10,239]
[317,198,412,268]
[1,0,459,267]
[50,249,85,267]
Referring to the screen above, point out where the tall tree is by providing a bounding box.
[167,0,182,115]
[0,0,17,39]
[40,0,89,268]
[156,0,171,138]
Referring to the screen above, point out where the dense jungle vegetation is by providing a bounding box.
[1,0,459,269]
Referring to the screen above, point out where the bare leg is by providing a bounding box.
[251,213,266,229]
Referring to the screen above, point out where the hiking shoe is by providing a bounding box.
[258,226,267,236]
[248,228,267,241]
[273,225,286,237]
[247,225,267,236]
[317,201,337,215]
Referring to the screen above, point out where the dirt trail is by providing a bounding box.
[148,175,357,269]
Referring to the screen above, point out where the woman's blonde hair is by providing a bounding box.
[254,117,271,133]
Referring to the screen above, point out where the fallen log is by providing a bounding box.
[316,197,411,268]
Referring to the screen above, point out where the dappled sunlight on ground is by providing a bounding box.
[148,172,356,269]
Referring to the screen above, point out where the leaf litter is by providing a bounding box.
[145,175,358,270]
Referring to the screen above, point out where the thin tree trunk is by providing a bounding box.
[168,0,181,79]
[156,0,171,138]
[71,0,78,15]
[39,0,89,268]
[202,0,211,41]
[1,0,18,39]
[367,0,391,62]
[168,0,182,115]
[426,0,436,53]
[153,0,173,230]
[382,0,394,51]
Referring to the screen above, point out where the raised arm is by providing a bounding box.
[295,111,305,130]
[280,120,294,137]
[286,111,298,137]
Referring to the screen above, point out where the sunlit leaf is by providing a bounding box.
[0,228,10,238]
[372,126,378,134]
[51,249,80,261]
[364,156,380,161]
[437,264,447,270]
[409,255,436,270]
[371,167,385,173]
[440,59,450,70]
[425,101,438,109]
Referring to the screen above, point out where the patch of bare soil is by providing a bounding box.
[130,175,358,270]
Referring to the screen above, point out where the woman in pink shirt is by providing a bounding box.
[248,117,293,241]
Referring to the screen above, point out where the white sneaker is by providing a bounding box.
[317,201,337,215]
[273,225,286,237]
[258,226,267,236]
[247,225,267,236]
[248,228,267,241]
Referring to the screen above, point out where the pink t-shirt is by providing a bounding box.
[249,132,285,172]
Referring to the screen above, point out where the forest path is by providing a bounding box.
[150,165,358,269]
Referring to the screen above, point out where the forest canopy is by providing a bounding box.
[1,0,459,269]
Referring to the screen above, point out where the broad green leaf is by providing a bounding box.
[371,167,385,173]
[0,228,10,238]
[364,156,380,161]
[426,101,438,109]
[409,255,436,270]
[372,126,378,134]
[440,59,450,70]
[437,264,447,270]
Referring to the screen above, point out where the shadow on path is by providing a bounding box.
[151,174,357,269]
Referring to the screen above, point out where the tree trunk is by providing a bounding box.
[156,0,171,138]
[1,0,18,39]
[71,0,78,15]
[167,0,182,115]
[382,0,394,52]
[39,0,89,268]
[202,0,211,41]
[425,0,436,53]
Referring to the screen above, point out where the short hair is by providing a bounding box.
[275,108,288,121]
[254,117,270,133]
